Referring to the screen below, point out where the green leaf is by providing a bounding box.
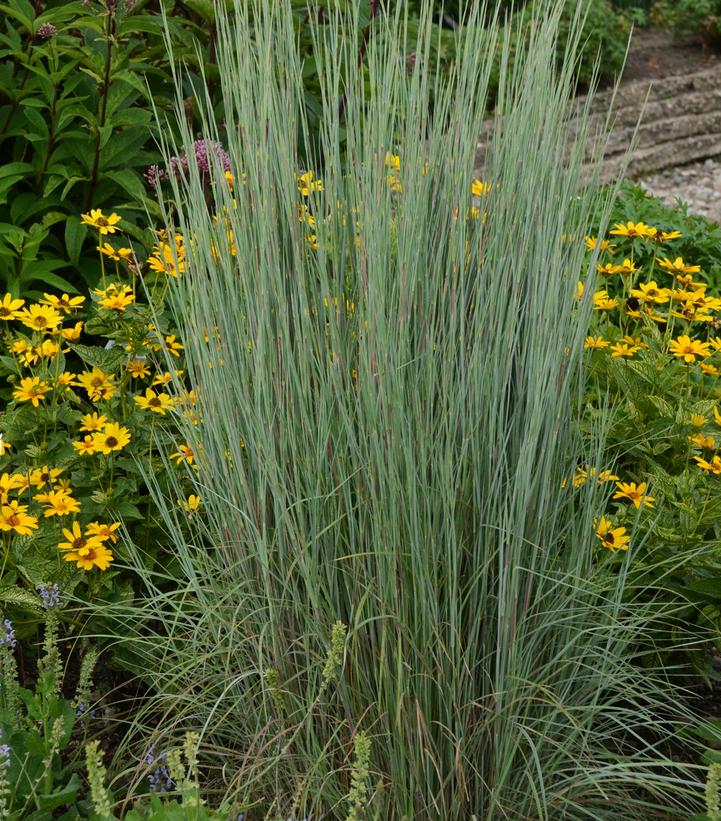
[65,216,88,266]
[0,585,41,612]
[104,169,146,202]
[68,342,126,371]
[37,773,81,811]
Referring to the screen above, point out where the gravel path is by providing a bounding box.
[638,159,721,224]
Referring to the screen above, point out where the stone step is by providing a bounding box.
[475,63,721,184]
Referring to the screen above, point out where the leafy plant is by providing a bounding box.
[0,594,96,819]
[0,0,212,296]
[0,212,199,616]
[652,0,721,45]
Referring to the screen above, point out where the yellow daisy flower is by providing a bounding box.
[86,521,121,543]
[81,208,122,235]
[12,376,51,406]
[63,543,114,571]
[0,500,38,535]
[74,368,116,402]
[73,436,97,456]
[0,293,24,321]
[41,489,81,517]
[595,516,630,552]
[134,388,175,415]
[17,304,62,332]
[39,293,85,314]
[612,481,655,509]
[80,412,107,432]
[668,335,711,364]
[91,422,131,454]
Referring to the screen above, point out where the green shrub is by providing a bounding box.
[0,211,200,618]
[652,0,721,45]
[578,197,721,677]
[0,0,214,296]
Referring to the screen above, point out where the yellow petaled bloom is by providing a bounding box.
[86,521,121,543]
[692,414,708,428]
[658,256,701,276]
[63,543,114,571]
[585,236,614,253]
[614,258,637,276]
[609,220,654,239]
[620,335,648,349]
[80,208,122,235]
[164,335,183,357]
[610,342,640,359]
[55,371,75,390]
[689,433,716,450]
[12,376,51,406]
[91,422,131,455]
[629,281,670,304]
[297,171,323,196]
[648,228,682,242]
[74,368,116,402]
[0,293,24,320]
[41,489,81,518]
[0,437,11,458]
[99,286,135,312]
[613,481,655,509]
[73,436,96,456]
[147,239,185,278]
[170,444,196,466]
[127,359,150,379]
[596,469,620,483]
[80,412,107,432]
[58,521,103,552]
[17,303,62,332]
[584,336,609,350]
[134,388,175,415]
[0,472,24,503]
[97,243,133,261]
[593,290,618,311]
[152,370,184,387]
[701,363,720,377]
[179,495,201,512]
[28,466,63,489]
[595,517,630,553]
[385,152,401,172]
[668,335,712,363]
[59,321,83,341]
[596,262,617,278]
[39,293,85,314]
[576,281,584,300]
[471,178,492,197]
[694,454,721,475]
[715,406,721,427]
[0,500,38,535]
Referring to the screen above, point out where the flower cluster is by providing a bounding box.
[578,214,721,559]
[0,209,203,596]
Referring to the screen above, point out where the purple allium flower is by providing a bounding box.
[38,583,61,609]
[1,620,15,650]
[37,22,57,38]
[144,164,167,187]
[191,139,231,174]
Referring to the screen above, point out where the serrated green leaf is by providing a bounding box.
[68,342,125,371]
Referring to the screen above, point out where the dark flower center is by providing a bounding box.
[105,437,118,448]
[73,537,86,550]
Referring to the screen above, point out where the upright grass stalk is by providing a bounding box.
[102,1,705,817]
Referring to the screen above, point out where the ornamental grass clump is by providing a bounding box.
[107,0,705,817]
